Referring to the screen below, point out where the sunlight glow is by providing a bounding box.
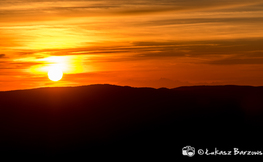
[28,55,91,75]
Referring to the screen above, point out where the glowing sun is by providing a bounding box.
[48,67,63,81]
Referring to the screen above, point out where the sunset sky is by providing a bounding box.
[1,0,263,91]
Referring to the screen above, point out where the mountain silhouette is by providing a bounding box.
[0,84,263,158]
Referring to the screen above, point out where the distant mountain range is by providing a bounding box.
[0,84,263,158]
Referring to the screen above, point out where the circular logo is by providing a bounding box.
[182,146,195,157]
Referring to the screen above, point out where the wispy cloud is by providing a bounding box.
[7,37,263,64]
[0,54,6,58]
[1,0,263,23]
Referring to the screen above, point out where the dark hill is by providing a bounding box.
[0,84,263,158]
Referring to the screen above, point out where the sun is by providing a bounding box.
[48,67,63,81]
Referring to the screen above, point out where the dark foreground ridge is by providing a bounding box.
[0,84,263,158]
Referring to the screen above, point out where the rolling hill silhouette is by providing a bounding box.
[0,84,263,158]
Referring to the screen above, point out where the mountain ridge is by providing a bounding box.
[0,84,263,158]
[1,83,262,93]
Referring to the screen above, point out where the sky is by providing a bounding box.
[1,0,263,91]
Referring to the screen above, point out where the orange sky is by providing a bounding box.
[1,0,263,91]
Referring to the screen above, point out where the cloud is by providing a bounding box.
[206,57,263,65]
[2,0,263,66]
[0,61,41,69]
[0,54,6,58]
[86,38,263,64]
[1,0,263,23]
[133,38,263,56]
[11,37,263,65]
[142,17,263,27]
